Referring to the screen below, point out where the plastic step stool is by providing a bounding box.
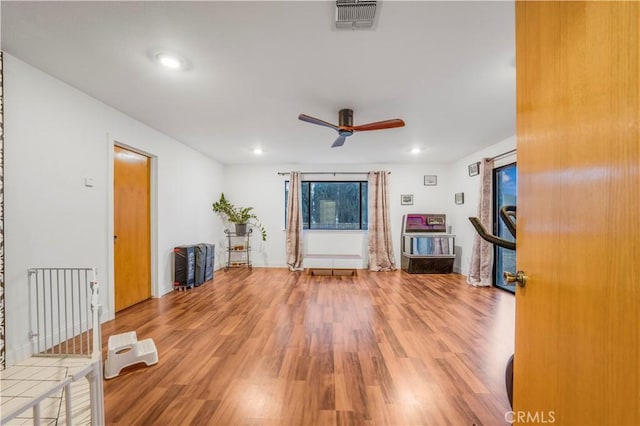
[104,331,158,379]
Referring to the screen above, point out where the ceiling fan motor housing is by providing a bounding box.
[338,109,354,127]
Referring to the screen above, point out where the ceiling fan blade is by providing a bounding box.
[351,119,405,132]
[298,114,339,131]
[331,135,347,148]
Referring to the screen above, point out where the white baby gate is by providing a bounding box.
[1,268,105,425]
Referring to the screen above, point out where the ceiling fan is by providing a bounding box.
[298,109,405,148]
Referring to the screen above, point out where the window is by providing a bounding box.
[493,163,517,293]
[285,181,368,230]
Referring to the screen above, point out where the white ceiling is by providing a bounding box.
[1,1,515,165]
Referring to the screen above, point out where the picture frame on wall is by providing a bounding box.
[401,194,414,205]
[455,192,464,204]
[468,162,480,176]
[424,175,437,186]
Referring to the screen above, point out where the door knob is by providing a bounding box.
[503,270,528,287]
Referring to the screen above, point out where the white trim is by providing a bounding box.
[494,152,517,169]
[106,133,115,321]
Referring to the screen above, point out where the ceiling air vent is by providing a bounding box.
[336,0,377,30]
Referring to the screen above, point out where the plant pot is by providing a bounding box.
[234,223,248,236]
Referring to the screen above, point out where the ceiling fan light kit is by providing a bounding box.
[338,108,354,127]
[298,108,405,148]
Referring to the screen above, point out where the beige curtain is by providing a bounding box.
[368,171,396,271]
[467,158,495,286]
[286,171,304,271]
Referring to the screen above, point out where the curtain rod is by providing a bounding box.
[277,171,390,176]
[491,149,517,161]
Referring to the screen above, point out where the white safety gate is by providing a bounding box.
[1,267,105,425]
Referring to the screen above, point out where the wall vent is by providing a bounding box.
[336,0,377,30]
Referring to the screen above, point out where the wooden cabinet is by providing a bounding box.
[400,214,455,274]
[401,233,455,273]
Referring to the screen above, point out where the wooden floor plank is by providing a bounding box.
[102,268,514,425]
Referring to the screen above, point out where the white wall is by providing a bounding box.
[447,135,516,274]
[4,54,224,365]
[222,138,516,274]
[163,137,515,275]
[222,163,453,267]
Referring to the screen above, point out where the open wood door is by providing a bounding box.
[514,2,639,424]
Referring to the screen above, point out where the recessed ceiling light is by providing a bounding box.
[157,53,182,69]
[149,49,189,71]
[411,148,421,154]
[253,148,263,155]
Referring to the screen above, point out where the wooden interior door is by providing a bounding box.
[114,145,151,312]
[514,2,639,424]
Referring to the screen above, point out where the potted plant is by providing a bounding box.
[212,193,267,241]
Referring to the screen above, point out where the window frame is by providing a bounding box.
[285,180,369,231]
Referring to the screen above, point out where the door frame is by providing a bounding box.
[106,135,158,321]
[492,161,517,294]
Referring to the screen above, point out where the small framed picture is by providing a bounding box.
[401,194,414,205]
[455,192,465,205]
[468,162,480,177]
[424,175,437,186]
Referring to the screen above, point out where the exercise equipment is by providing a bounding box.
[469,205,516,250]
[469,205,516,407]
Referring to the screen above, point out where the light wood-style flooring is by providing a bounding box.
[102,268,515,425]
